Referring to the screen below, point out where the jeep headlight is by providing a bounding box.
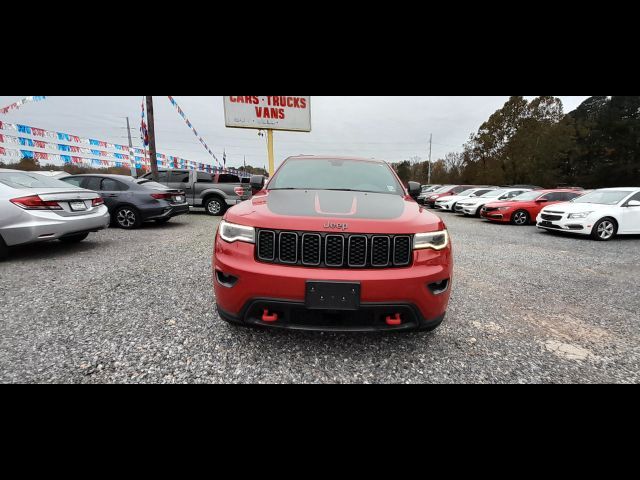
[414,230,449,251]
[568,211,594,219]
[218,220,255,244]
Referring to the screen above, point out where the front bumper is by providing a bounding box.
[480,209,510,222]
[458,204,479,215]
[536,214,591,235]
[434,202,453,211]
[213,237,453,332]
[0,206,110,247]
[143,203,190,221]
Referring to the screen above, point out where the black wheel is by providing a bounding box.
[591,218,618,241]
[511,210,530,226]
[59,233,90,244]
[114,206,142,229]
[205,197,226,216]
[154,218,171,225]
[0,236,8,260]
[451,203,457,212]
[474,206,483,217]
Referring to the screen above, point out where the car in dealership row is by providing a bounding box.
[421,185,477,208]
[435,187,497,212]
[481,190,583,225]
[0,169,110,259]
[537,188,640,241]
[416,185,442,204]
[455,188,531,217]
[213,156,453,332]
[142,169,252,216]
[60,174,189,229]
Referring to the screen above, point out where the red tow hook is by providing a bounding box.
[262,309,279,323]
[386,313,403,326]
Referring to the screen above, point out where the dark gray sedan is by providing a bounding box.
[60,174,189,229]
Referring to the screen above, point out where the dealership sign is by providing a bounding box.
[223,96,311,132]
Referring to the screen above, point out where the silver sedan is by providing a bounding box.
[0,169,110,259]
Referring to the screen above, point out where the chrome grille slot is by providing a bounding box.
[279,232,298,264]
[301,234,321,266]
[257,230,276,261]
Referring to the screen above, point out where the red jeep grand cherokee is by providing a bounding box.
[213,156,453,332]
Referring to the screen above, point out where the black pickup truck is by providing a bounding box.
[142,169,252,215]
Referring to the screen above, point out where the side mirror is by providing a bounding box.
[250,175,265,191]
[628,200,640,207]
[408,181,421,199]
[536,198,550,203]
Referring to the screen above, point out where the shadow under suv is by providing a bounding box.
[213,156,453,332]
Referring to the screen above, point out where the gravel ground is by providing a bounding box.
[1,209,639,384]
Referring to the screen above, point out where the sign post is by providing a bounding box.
[223,96,311,177]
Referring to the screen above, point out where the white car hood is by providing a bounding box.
[437,195,464,202]
[541,202,610,214]
[460,197,495,206]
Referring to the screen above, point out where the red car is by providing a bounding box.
[481,189,583,225]
[213,156,453,332]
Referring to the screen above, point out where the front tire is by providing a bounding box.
[511,210,530,226]
[114,206,142,229]
[59,233,90,243]
[205,197,226,216]
[0,236,8,260]
[592,218,617,241]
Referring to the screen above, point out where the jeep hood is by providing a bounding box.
[225,190,445,234]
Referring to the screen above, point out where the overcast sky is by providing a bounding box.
[0,96,591,168]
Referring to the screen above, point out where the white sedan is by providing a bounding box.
[456,188,531,216]
[537,188,640,241]
[435,187,497,211]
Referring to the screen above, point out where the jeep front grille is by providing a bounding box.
[256,230,413,268]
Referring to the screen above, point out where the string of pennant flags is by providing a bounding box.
[0,120,249,177]
[0,96,47,115]
[167,96,222,167]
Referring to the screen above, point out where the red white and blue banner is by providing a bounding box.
[0,120,249,177]
[167,96,221,167]
[0,96,47,115]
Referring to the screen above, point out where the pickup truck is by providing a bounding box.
[142,169,252,215]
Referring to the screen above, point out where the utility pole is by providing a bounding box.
[145,96,159,182]
[125,117,137,177]
[428,133,433,184]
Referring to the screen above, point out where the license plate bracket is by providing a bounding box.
[69,201,87,211]
[305,281,361,311]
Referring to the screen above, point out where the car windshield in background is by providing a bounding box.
[480,189,508,198]
[0,172,75,189]
[572,190,632,205]
[457,189,476,197]
[433,185,453,193]
[512,191,544,201]
[268,158,403,195]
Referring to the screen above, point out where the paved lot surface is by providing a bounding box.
[1,210,639,383]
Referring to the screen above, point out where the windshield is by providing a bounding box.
[480,189,508,198]
[268,158,403,195]
[0,172,76,189]
[432,185,453,193]
[457,189,477,197]
[511,191,544,202]
[572,190,633,205]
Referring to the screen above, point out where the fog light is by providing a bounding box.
[216,270,238,288]
[428,279,450,295]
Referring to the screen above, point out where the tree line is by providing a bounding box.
[394,96,640,189]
